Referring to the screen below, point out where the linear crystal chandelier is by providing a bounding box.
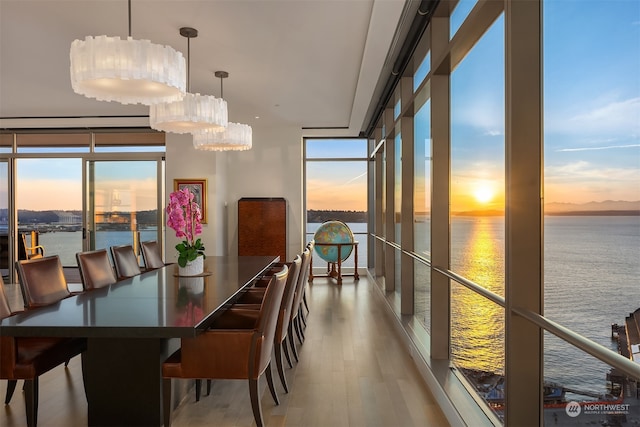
[193,71,252,151]
[149,27,228,134]
[69,0,186,105]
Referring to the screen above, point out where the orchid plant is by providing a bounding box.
[166,188,205,267]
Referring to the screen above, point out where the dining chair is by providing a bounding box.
[15,255,73,309]
[1,275,87,427]
[300,240,315,327]
[140,240,166,270]
[233,254,302,392]
[76,249,118,291]
[287,247,311,363]
[110,244,142,280]
[162,265,288,427]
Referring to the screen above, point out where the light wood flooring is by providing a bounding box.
[1,275,449,427]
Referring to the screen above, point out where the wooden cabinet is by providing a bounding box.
[237,198,287,262]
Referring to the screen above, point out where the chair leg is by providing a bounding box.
[24,378,38,427]
[265,362,279,405]
[206,379,212,396]
[300,305,307,328]
[294,316,305,345]
[163,378,172,427]
[282,338,293,369]
[274,342,289,393]
[4,380,18,404]
[195,379,202,402]
[297,307,306,339]
[249,377,264,427]
[303,289,310,314]
[288,323,299,362]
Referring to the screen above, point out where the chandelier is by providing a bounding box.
[149,27,228,134]
[193,71,252,151]
[69,0,186,105]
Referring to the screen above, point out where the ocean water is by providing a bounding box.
[35,229,159,266]
[445,215,640,396]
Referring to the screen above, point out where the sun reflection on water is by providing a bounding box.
[451,217,505,374]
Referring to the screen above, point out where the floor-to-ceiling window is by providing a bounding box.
[542,1,640,423]
[414,98,431,331]
[0,130,165,280]
[304,138,368,275]
[450,12,506,398]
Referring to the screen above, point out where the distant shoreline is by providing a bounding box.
[451,210,640,217]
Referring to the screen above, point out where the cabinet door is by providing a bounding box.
[238,198,286,262]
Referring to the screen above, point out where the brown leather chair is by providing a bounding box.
[284,247,311,363]
[233,255,302,392]
[1,274,86,427]
[162,265,288,427]
[110,244,142,280]
[76,249,118,291]
[15,255,73,309]
[140,240,166,270]
[300,240,315,326]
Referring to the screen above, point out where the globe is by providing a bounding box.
[313,220,354,263]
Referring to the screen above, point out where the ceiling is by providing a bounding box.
[0,0,413,136]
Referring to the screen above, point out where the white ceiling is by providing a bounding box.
[0,0,410,136]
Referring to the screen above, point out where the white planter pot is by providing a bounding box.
[178,255,204,276]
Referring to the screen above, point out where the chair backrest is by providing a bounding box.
[276,255,302,343]
[0,275,12,319]
[252,264,288,377]
[110,245,142,279]
[140,240,165,270]
[15,255,70,309]
[76,249,118,291]
[290,247,310,322]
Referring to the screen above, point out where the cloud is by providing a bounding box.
[547,97,640,136]
[484,130,503,136]
[557,144,640,152]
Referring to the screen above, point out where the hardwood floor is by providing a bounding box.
[1,275,449,427]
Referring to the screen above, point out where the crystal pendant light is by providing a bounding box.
[149,28,228,134]
[193,71,252,151]
[70,0,186,105]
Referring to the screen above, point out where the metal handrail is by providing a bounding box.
[370,233,640,382]
[513,307,640,381]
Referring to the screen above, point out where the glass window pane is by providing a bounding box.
[92,161,159,252]
[0,161,8,277]
[543,1,640,418]
[450,0,479,39]
[414,51,431,92]
[16,158,82,266]
[306,138,367,159]
[450,13,505,418]
[414,99,431,330]
[306,157,368,271]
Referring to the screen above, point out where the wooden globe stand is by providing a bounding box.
[309,241,359,285]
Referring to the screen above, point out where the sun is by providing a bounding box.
[473,184,495,204]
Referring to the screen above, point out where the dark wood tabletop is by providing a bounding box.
[0,255,279,426]
[0,255,278,338]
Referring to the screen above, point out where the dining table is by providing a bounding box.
[0,255,279,426]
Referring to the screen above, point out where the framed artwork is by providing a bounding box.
[174,178,208,223]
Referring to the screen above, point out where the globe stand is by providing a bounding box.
[309,241,359,285]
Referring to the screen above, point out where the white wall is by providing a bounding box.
[165,125,304,262]
[165,133,228,261]
[224,124,304,261]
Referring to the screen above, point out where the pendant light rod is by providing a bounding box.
[180,27,198,91]
[215,70,229,98]
[128,0,132,37]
